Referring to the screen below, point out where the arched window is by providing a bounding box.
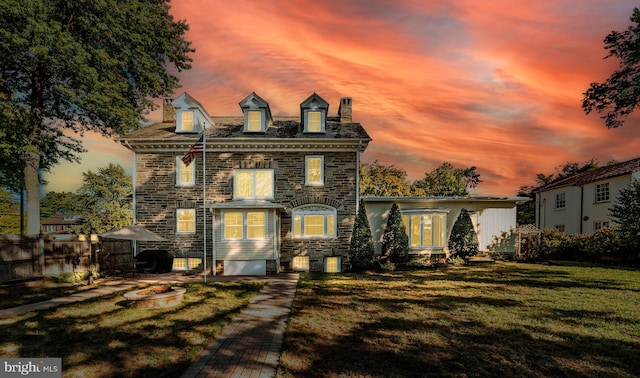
[292,205,337,238]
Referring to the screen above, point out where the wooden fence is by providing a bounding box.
[0,234,132,284]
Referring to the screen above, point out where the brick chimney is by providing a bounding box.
[163,97,176,123]
[338,97,352,123]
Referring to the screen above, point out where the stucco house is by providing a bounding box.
[534,157,640,235]
[117,92,525,275]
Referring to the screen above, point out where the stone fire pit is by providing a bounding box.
[124,286,186,309]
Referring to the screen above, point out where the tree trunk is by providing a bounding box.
[25,151,40,235]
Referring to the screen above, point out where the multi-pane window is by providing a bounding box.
[247,110,262,132]
[325,257,341,273]
[177,209,196,233]
[594,221,609,232]
[595,183,610,202]
[181,111,194,132]
[234,170,274,199]
[292,256,310,271]
[305,156,324,185]
[401,213,446,248]
[176,157,195,186]
[307,111,322,132]
[223,211,266,240]
[555,224,565,233]
[555,192,566,209]
[292,205,336,238]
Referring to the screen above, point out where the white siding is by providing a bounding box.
[214,209,276,260]
[477,208,517,251]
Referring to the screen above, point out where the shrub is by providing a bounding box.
[448,209,479,258]
[349,199,375,272]
[382,203,409,263]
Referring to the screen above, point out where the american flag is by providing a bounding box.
[181,134,204,167]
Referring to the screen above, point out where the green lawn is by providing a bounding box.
[0,281,263,378]
[278,262,640,378]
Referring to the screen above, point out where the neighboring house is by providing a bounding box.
[117,92,526,275]
[363,196,526,260]
[117,92,370,275]
[534,157,640,235]
[41,213,85,234]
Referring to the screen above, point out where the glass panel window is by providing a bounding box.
[304,214,325,236]
[325,257,341,273]
[224,212,244,239]
[247,110,262,132]
[404,212,447,248]
[595,183,610,202]
[181,111,194,131]
[234,170,274,199]
[292,205,337,238]
[594,221,609,231]
[223,211,266,240]
[177,209,196,233]
[307,111,321,132]
[555,192,566,209]
[555,224,565,233]
[306,156,324,185]
[177,157,195,186]
[292,256,309,271]
[247,212,266,239]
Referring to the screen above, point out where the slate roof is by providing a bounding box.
[534,157,640,192]
[117,116,371,142]
[41,213,85,226]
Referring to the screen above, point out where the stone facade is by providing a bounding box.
[118,92,370,274]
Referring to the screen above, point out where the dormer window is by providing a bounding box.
[248,111,262,132]
[239,92,272,133]
[171,92,214,133]
[300,93,328,133]
[181,111,194,132]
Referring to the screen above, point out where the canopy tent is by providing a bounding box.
[100,225,168,242]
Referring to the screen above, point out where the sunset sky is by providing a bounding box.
[44,0,640,196]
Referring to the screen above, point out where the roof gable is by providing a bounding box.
[535,157,640,192]
[172,92,214,133]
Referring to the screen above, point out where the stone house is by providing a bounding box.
[116,92,370,275]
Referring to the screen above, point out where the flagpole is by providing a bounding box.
[203,125,207,283]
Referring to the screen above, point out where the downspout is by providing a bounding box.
[125,141,137,257]
[579,185,584,234]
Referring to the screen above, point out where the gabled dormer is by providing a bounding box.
[239,92,273,133]
[300,93,329,133]
[172,92,214,133]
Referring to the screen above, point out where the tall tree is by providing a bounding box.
[412,162,481,196]
[349,199,375,272]
[0,187,20,234]
[360,160,412,196]
[583,7,640,128]
[0,0,194,234]
[381,203,409,263]
[609,180,640,249]
[40,191,85,219]
[448,209,479,259]
[75,163,133,234]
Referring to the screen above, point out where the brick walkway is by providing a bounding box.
[0,273,299,378]
[180,274,299,378]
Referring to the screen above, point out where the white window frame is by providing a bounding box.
[177,208,196,234]
[594,221,609,232]
[324,256,341,273]
[222,211,267,241]
[305,110,324,133]
[245,110,263,132]
[555,224,565,233]
[176,156,196,187]
[305,156,324,186]
[233,169,274,199]
[179,110,194,132]
[555,192,566,209]
[401,212,447,248]
[292,205,337,239]
[595,183,610,203]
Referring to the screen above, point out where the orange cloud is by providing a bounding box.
[46,0,640,197]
